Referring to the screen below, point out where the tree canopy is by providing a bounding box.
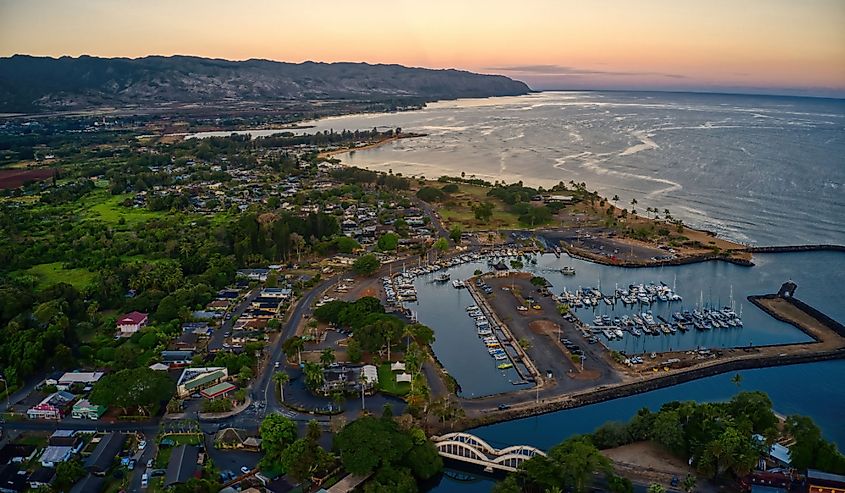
[89,367,175,415]
[352,254,380,276]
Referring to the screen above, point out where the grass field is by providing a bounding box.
[84,192,161,225]
[377,363,410,396]
[436,183,523,230]
[25,262,97,289]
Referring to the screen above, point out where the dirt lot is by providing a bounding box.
[0,168,56,189]
[603,441,695,486]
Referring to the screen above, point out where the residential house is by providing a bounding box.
[236,269,269,281]
[116,311,148,336]
[27,466,56,490]
[214,428,261,451]
[174,332,198,351]
[259,288,292,300]
[544,195,575,204]
[164,445,199,488]
[71,400,106,420]
[0,445,36,465]
[69,474,105,493]
[57,371,104,391]
[161,350,194,369]
[206,300,231,311]
[181,322,212,337]
[27,391,74,420]
[39,430,83,467]
[84,433,126,475]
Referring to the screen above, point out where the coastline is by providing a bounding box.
[317,132,425,159]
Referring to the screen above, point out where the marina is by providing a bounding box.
[393,249,841,397]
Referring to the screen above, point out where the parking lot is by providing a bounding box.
[483,274,621,393]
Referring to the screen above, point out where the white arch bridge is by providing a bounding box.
[431,432,546,473]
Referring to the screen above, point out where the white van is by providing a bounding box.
[141,473,148,488]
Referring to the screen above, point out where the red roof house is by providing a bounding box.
[116,311,148,336]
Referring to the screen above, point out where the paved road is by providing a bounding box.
[208,289,260,351]
[257,275,340,413]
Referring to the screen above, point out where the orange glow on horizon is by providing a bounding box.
[1,0,843,95]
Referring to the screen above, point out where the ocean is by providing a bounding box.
[302,91,845,246]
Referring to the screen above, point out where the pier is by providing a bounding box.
[466,278,541,385]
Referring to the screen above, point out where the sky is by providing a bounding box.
[1,0,844,97]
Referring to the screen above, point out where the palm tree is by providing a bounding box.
[683,475,697,493]
[731,373,743,387]
[303,362,324,391]
[647,484,666,493]
[283,336,305,364]
[273,371,290,402]
[320,348,336,367]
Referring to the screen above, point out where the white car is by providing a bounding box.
[138,440,147,450]
[241,466,251,474]
[516,306,528,312]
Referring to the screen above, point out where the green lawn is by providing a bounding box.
[83,192,161,225]
[377,364,410,396]
[156,434,203,468]
[24,262,97,290]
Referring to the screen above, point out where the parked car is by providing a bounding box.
[241,466,251,474]
[138,440,147,450]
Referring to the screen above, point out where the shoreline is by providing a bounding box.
[317,132,425,159]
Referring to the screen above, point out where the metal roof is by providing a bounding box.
[164,445,198,487]
[84,433,126,473]
[184,370,226,390]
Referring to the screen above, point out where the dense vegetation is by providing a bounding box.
[494,391,845,492]
[334,414,443,493]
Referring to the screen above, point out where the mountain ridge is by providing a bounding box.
[0,54,532,113]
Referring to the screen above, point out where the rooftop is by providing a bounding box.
[165,445,199,487]
[117,311,148,325]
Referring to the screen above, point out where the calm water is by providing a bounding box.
[301,91,845,245]
[412,251,843,397]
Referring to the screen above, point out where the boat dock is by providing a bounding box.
[466,278,540,385]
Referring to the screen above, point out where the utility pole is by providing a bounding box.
[360,374,367,411]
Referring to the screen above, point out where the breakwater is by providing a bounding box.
[459,347,845,432]
[744,244,845,254]
[562,245,755,268]
[749,294,845,339]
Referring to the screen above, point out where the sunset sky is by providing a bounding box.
[2,0,844,96]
